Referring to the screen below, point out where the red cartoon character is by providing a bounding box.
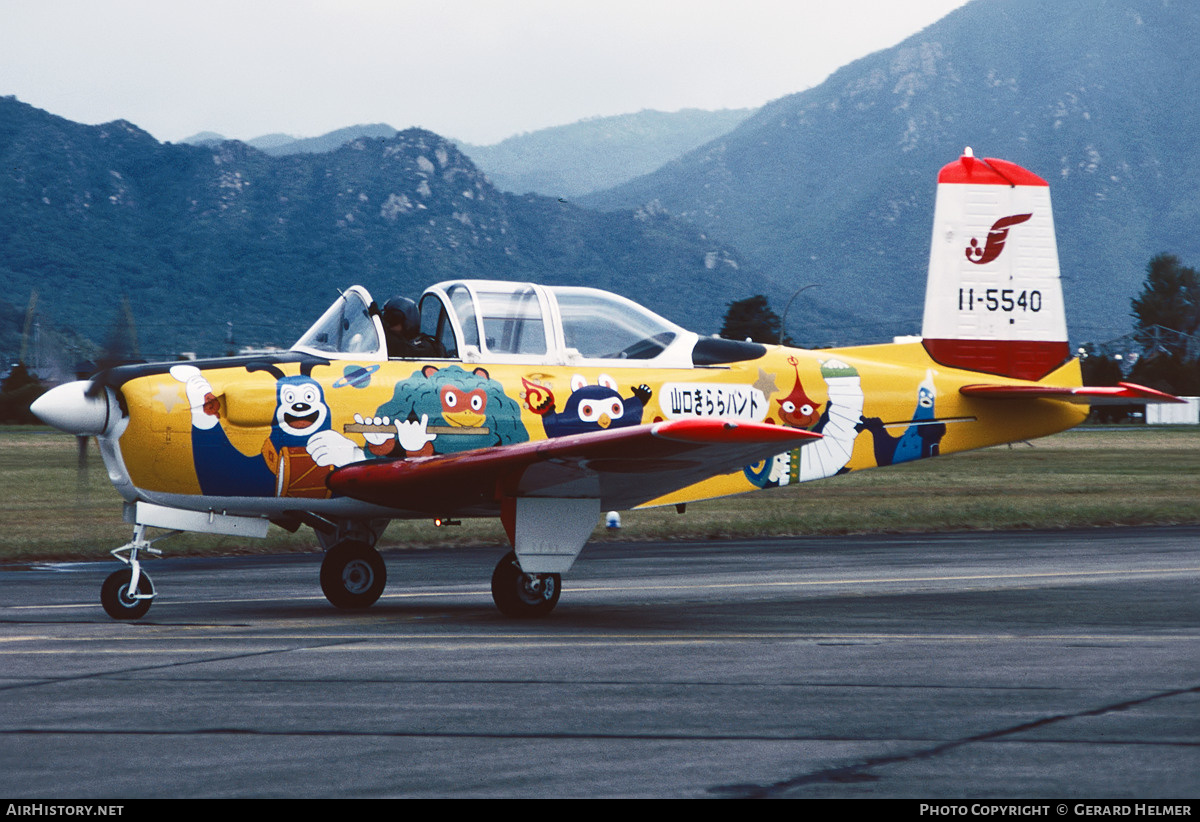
[776,356,821,428]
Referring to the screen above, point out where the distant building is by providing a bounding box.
[1146,397,1200,425]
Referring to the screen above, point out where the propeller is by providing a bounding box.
[18,295,141,553]
[31,297,140,437]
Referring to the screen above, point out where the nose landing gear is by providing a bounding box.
[100,566,154,620]
[99,524,162,620]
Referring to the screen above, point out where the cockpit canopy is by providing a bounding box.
[292,280,705,368]
[292,286,382,357]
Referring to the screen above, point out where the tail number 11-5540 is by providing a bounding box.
[959,288,1042,313]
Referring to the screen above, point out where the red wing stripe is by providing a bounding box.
[961,382,1184,405]
[649,418,822,445]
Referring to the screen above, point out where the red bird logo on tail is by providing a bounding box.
[965,213,1032,264]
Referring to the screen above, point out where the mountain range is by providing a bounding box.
[0,99,749,361]
[455,108,756,198]
[183,107,757,199]
[5,0,1199,366]
[583,0,1200,346]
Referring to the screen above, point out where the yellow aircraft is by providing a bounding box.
[32,149,1179,619]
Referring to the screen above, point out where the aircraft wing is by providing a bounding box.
[960,381,1184,406]
[328,419,821,516]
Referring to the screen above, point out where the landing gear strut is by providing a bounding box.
[491,550,561,617]
[99,523,161,620]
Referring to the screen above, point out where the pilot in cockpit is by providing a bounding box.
[381,296,446,359]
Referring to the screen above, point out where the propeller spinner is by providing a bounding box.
[31,380,123,437]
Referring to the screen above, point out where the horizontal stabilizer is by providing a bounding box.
[960,382,1184,406]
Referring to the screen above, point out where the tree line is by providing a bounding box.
[1082,253,1200,397]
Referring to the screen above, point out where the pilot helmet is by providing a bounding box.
[382,296,419,337]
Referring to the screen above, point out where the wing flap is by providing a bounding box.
[960,381,1184,406]
[328,419,820,516]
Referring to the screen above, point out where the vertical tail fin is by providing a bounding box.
[921,149,1070,381]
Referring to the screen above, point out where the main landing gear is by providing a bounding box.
[315,520,389,610]
[320,539,387,609]
[318,542,561,616]
[483,497,592,618]
[491,551,561,618]
[315,500,582,617]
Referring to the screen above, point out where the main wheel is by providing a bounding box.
[101,568,153,620]
[320,540,387,609]
[491,550,561,618]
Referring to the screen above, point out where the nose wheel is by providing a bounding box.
[100,567,154,620]
[320,540,387,609]
[99,524,161,620]
[491,551,561,617]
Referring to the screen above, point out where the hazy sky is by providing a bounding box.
[2,0,971,146]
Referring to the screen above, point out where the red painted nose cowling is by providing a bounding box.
[31,380,121,437]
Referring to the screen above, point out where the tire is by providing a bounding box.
[101,568,153,620]
[491,550,561,618]
[320,540,387,609]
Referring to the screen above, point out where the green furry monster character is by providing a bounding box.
[356,365,529,458]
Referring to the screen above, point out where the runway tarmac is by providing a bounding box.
[1,526,1198,798]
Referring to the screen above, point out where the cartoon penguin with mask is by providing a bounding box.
[857,369,945,467]
[173,361,365,498]
[528,374,652,438]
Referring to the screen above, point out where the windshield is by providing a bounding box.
[550,287,679,360]
[292,289,383,357]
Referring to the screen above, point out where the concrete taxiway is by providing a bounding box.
[1,527,1197,798]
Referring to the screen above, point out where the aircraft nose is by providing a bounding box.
[31,380,120,436]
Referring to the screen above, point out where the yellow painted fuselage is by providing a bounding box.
[109,341,1086,518]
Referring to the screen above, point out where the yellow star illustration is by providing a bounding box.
[153,381,185,413]
[753,368,777,397]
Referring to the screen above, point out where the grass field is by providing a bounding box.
[1,425,1198,561]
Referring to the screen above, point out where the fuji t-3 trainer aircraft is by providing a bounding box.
[33,149,1179,619]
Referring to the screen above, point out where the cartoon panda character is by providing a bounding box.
[530,374,652,438]
[173,362,364,498]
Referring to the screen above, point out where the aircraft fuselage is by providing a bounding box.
[105,341,1086,520]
